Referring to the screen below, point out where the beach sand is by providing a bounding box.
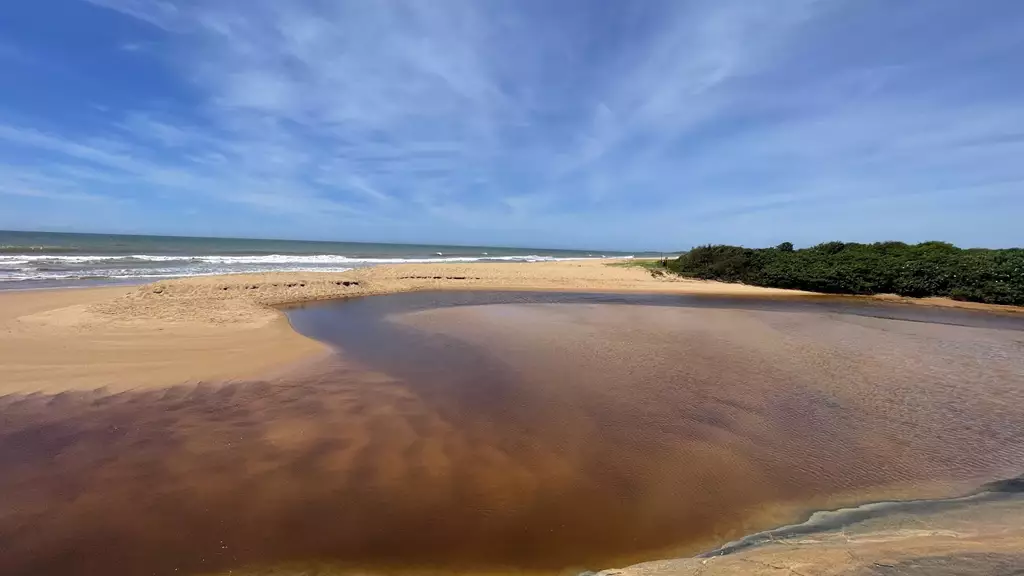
[1,260,1022,575]
[0,285,327,394]
[596,496,1024,576]
[0,260,802,394]
[3,259,1017,394]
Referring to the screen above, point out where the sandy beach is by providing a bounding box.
[3,259,1020,394]
[0,285,326,394]
[2,259,1023,576]
[0,260,797,394]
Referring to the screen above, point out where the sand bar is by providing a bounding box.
[0,285,326,394]
[0,259,1019,394]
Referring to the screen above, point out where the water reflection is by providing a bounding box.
[1,292,1023,576]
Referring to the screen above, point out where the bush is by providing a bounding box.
[667,241,1024,306]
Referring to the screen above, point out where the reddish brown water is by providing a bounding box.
[1,292,1023,576]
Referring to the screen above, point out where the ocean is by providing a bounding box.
[0,230,636,289]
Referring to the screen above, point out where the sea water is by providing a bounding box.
[0,230,635,288]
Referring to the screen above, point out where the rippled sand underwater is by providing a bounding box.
[2,292,1023,576]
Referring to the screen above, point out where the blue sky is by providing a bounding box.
[1,0,1022,250]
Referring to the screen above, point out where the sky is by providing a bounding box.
[1,1,1023,250]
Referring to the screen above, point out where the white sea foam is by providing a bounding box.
[0,253,603,264]
[0,266,358,282]
[0,252,621,284]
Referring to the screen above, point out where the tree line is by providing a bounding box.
[666,241,1024,306]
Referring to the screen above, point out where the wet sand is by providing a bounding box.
[0,286,329,394]
[602,492,1024,576]
[0,260,807,393]
[2,259,1019,394]
[2,292,1023,575]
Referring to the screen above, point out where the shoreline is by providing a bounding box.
[593,476,1024,576]
[2,259,1022,395]
[3,259,1023,574]
[699,474,1024,559]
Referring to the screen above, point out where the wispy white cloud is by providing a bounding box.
[0,166,108,203]
[3,0,1022,247]
[0,121,358,219]
[83,0,185,31]
[118,41,151,52]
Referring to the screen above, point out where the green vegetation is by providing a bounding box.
[667,241,1024,306]
[610,258,682,277]
[611,258,666,270]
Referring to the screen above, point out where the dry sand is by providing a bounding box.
[0,285,326,394]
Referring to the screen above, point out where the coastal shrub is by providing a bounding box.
[667,241,1024,306]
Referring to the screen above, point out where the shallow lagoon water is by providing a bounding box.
[1,292,1023,575]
